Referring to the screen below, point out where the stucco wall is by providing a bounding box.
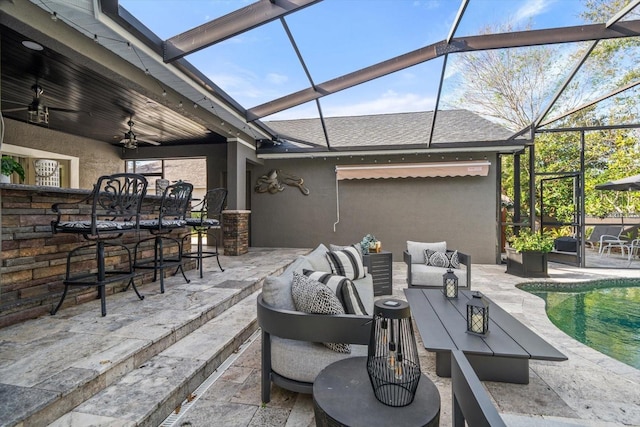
[249,154,499,264]
[3,118,124,189]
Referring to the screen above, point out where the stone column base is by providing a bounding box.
[222,210,250,255]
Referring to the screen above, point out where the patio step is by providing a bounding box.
[0,248,307,427]
[48,290,261,427]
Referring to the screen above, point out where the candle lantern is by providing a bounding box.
[466,291,489,335]
[367,299,421,407]
[442,269,458,298]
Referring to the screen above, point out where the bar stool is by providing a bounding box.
[183,188,227,278]
[50,173,148,316]
[133,180,193,293]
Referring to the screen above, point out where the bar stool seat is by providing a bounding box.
[50,173,148,316]
[183,188,227,278]
[133,181,193,293]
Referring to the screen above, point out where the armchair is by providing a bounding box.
[404,240,471,289]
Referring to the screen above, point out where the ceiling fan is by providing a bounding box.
[119,118,161,149]
[1,84,83,124]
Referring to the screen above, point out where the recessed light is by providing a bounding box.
[22,41,43,51]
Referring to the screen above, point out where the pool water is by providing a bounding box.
[519,280,640,370]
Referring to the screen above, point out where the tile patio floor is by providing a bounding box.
[1,247,638,426]
[165,251,640,427]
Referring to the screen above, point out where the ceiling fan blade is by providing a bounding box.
[1,98,27,105]
[48,107,87,114]
[1,107,28,113]
[137,138,161,146]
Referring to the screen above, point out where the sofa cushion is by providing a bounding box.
[304,243,333,272]
[425,249,460,269]
[411,264,468,287]
[291,272,350,353]
[303,270,368,316]
[352,274,374,314]
[326,246,366,280]
[407,241,447,264]
[271,337,368,384]
[262,256,313,311]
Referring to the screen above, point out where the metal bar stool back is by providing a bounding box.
[183,188,227,278]
[133,180,193,293]
[50,173,148,316]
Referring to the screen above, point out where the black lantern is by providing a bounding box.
[367,299,421,407]
[442,269,458,298]
[466,291,489,335]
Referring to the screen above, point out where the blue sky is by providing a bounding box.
[120,0,587,120]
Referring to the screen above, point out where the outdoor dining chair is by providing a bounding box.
[133,180,193,293]
[183,187,227,278]
[50,173,148,316]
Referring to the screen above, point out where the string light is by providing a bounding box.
[51,12,58,21]
[93,34,99,43]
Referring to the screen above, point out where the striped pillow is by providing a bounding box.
[325,246,366,280]
[303,270,368,316]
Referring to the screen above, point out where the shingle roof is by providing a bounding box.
[263,110,518,150]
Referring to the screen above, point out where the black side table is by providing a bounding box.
[313,357,440,427]
[363,251,393,296]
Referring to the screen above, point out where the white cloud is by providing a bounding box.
[514,0,555,25]
[325,90,436,117]
[266,73,288,85]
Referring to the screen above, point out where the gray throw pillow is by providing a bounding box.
[303,269,368,316]
[291,272,350,353]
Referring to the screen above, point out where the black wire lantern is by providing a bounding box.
[442,269,458,298]
[367,299,421,407]
[466,291,489,335]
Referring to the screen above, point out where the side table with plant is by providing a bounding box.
[506,228,554,277]
[1,156,26,183]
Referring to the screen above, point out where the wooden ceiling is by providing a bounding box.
[0,25,226,148]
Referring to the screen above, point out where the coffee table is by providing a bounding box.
[404,288,567,384]
[313,357,440,427]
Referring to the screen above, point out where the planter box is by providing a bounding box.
[505,247,549,278]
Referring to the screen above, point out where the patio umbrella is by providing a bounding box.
[595,174,640,191]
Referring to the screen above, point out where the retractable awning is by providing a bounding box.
[333,160,491,231]
[335,160,491,180]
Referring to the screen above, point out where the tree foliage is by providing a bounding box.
[450,0,640,229]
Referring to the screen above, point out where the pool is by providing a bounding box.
[518,279,640,370]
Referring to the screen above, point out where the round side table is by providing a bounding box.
[313,357,440,427]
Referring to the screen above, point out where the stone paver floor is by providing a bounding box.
[166,256,640,427]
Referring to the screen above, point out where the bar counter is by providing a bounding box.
[0,184,192,328]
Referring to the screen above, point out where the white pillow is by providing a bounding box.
[326,246,366,280]
[407,240,446,264]
[303,269,368,316]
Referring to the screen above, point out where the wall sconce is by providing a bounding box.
[442,269,458,298]
[466,291,489,335]
[367,299,421,407]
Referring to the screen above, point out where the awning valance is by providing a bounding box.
[335,161,491,180]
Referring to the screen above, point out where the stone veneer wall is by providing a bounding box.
[0,185,193,328]
[222,210,250,256]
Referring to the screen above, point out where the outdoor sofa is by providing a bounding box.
[404,240,471,289]
[257,243,374,403]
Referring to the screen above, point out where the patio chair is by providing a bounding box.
[133,180,193,293]
[585,225,623,253]
[50,173,148,316]
[182,188,227,278]
[626,239,640,263]
[596,226,627,256]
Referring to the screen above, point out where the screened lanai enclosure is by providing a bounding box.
[2,0,640,268]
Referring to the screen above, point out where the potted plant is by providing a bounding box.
[1,156,26,183]
[506,228,554,277]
